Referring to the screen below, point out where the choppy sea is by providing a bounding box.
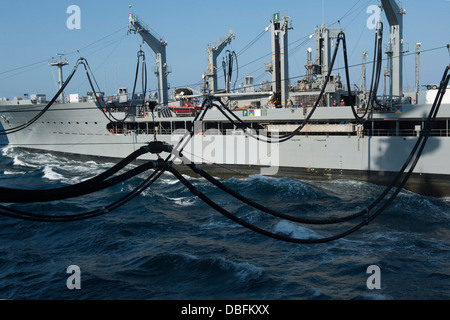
[0,143,448,301]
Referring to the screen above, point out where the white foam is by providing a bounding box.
[1,145,13,156]
[159,178,180,185]
[3,170,25,175]
[42,165,64,181]
[273,220,319,239]
[216,257,263,280]
[12,156,26,167]
[170,196,197,207]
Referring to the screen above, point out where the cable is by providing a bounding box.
[181,66,450,226]
[206,31,351,145]
[349,22,383,122]
[168,163,362,244]
[237,29,267,57]
[0,167,165,222]
[0,144,158,203]
[106,49,146,123]
[166,65,449,243]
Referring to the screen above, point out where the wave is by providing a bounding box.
[223,175,322,204]
[42,165,65,182]
[125,252,264,284]
[166,196,198,207]
[272,220,320,239]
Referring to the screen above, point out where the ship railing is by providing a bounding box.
[364,128,450,137]
[114,128,449,137]
[110,127,249,136]
[129,13,164,41]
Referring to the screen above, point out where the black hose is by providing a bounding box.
[211,31,349,144]
[167,65,449,243]
[349,25,382,122]
[169,163,365,244]
[0,141,172,203]
[0,167,165,222]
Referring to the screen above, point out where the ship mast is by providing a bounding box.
[270,12,292,108]
[48,54,68,103]
[414,42,421,104]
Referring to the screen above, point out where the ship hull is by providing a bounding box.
[1,101,450,197]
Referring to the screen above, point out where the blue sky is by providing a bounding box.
[0,0,449,99]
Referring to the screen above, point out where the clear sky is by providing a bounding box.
[0,0,449,99]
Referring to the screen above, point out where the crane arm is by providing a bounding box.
[206,30,235,93]
[380,0,403,26]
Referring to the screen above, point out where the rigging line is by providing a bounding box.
[84,57,103,94]
[237,29,267,57]
[338,0,364,21]
[289,35,314,56]
[66,26,128,57]
[73,35,128,59]
[90,34,128,76]
[81,53,146,124]
[370,23,390,110]
[156,44,447,95]
[327,0,371,29]
[0,59,49,77]
[333,45,448,73]
[0,62,49,82]
[348,20,368,61]
[0,27,127,78]
[67,34,131,93]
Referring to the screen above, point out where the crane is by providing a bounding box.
[205,30,235,93]
[380,0,406,99]
[128,13,170,106]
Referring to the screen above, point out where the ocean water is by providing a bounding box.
[0,145,448,301]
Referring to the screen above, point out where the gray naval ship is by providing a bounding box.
[1,0,450,196]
